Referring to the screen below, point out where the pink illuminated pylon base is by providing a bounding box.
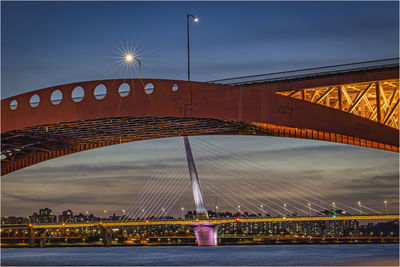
[193,224,219,246]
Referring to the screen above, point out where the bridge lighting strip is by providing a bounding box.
[19,214,399,229]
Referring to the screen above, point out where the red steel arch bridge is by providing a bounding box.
[2,59,399,176]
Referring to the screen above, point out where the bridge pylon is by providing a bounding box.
[184,136,220,246]
[183,136,208,220]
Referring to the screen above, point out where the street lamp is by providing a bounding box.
[181,207,185,219]
[307,202,311,216]
[384,200,388,214]
[260,204,264,217]
[183,14,199,154]
[140,208,145,220]
[161,208,165,219]
[187,14,199,81]
[357,201,362,214]
[123,52,142,78]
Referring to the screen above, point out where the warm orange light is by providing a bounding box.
[193,17,199,23]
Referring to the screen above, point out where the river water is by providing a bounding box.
[1,244,399,266]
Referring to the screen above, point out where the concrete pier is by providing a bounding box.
[28,228,35,248]
[101,226,112,247]
[193,224,219,246]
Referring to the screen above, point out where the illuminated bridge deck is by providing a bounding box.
[5,214,397,229]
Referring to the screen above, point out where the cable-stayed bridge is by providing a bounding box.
[4,136,399,247]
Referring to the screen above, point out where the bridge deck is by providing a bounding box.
[2,214,397,229]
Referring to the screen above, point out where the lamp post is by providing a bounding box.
[138,60,142,78]
[161,208,165,219]
[187,14,199,81]
[124,53,142,78]
[384,200,388,213]
[357,201,362,214]
[332,202,336,211]
[140,208,145,221]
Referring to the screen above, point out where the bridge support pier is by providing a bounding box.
[28,228,35,248]
[101,226,112,247]
[39,232,47,248]
[193,224,219,246]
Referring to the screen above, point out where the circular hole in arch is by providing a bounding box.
[30,94,40,108]
[94,84,107,100]
[50,89,63,105]
[144,83,154,94]
[171,84,179,92]
[72,86,85,102]
[118,83,131,97]
[10,99,18,110]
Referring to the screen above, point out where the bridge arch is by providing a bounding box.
[2,72,399,175]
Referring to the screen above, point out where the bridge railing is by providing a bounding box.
[208,58,399,86]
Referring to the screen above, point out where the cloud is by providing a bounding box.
[2,137,398,217]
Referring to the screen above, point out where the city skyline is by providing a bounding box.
[3,206,398,248]
[1,1,399,218]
